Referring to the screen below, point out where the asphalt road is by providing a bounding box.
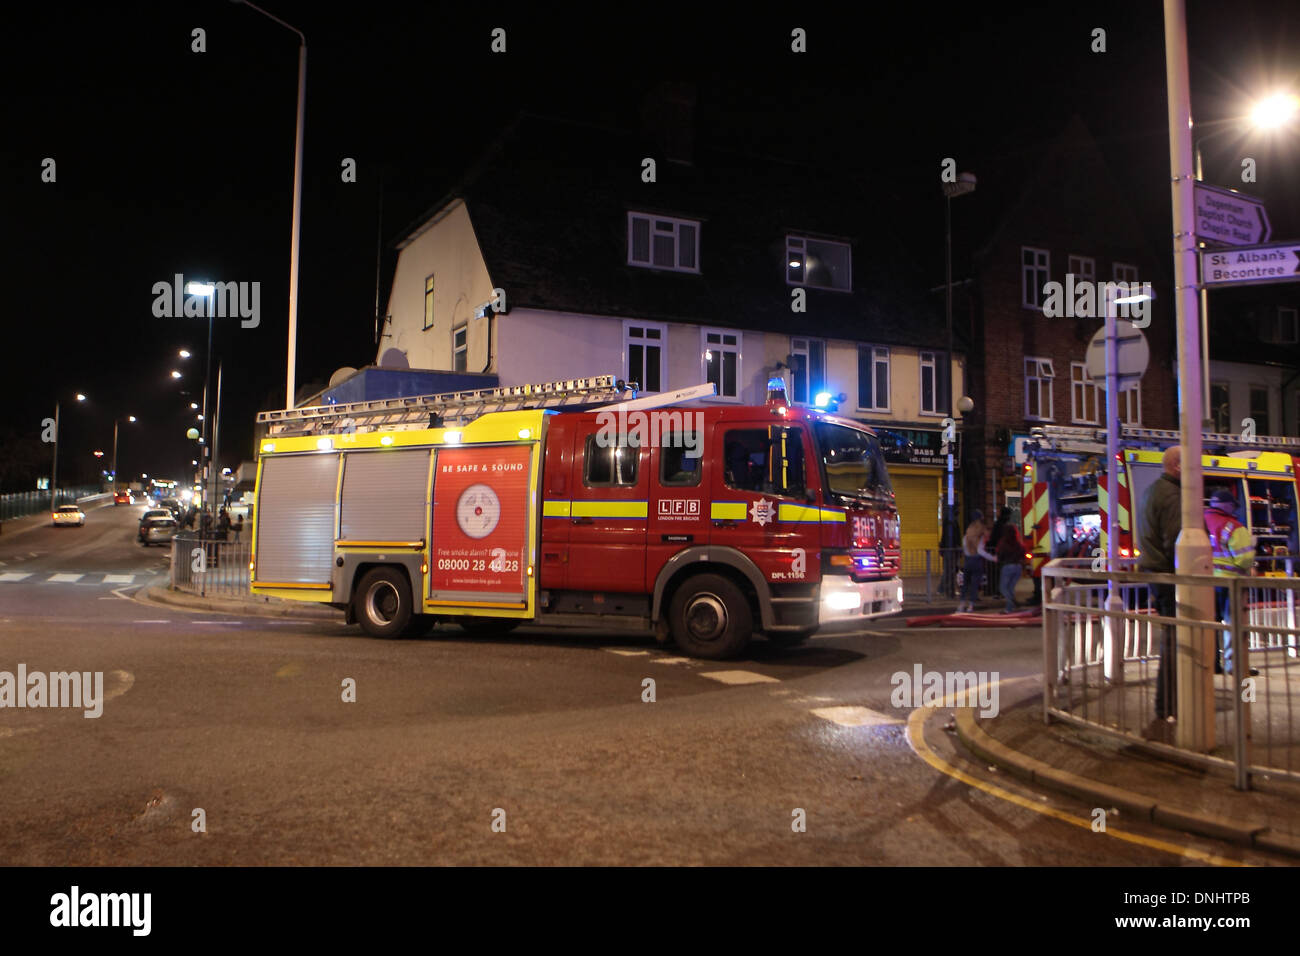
[0,502,1280,865]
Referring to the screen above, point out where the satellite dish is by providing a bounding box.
[328,366,358,388]
[379,348,409,369]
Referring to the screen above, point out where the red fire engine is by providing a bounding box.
[249,375,903,658]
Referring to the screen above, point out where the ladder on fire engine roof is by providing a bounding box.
[1029,424,1300,452]
[255,375,717,437]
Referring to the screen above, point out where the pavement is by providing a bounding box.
[135,574,1300,860]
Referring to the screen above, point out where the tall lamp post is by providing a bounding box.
[110,415,137,493]
[233,0,306,409]
[942,172,976,582]
[50,392,87,512]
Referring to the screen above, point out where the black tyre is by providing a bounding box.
[458,617,522,635]
[353,567,413,639]
[668,573,753,659]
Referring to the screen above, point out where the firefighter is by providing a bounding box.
[1204,488,1257,676]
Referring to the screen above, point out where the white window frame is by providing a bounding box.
[789,337,827,406]
[452,322,468,372]
[1067,255,1095,282]
[423,274,435,331]
[1025,356,1055,421]
[700,327,742,402]
[1022,246,1050,310]
[786,235,853,292]
[627,212,701,274]
[856,345,891,413]
[1113,262,1140,283]
[1070,361,1099,425]
[919,351,941,416]
[1118,383,1142,426]
[623,320,668,394]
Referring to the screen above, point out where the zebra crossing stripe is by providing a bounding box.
[103,574,135,585]
[48,573,84,583]
[0,572,33,582]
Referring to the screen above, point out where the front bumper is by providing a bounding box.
[817,574,903,630]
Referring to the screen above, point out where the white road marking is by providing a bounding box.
[602,648,650,656]
[0,572,33,582]
[133,620,170,624]
[193,620,241,625]
[649,656,695,665]
[700,670,780,685]
[810,705,903,727]
[103,574,135,584]
[28,552,38,558]
[48,573,83,583]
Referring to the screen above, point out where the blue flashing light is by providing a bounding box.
[767,376,786,391]
[814,391,833,408]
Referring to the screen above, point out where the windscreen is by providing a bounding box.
[815,422,894,500]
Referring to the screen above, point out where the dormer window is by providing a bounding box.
[787,235,851,291]
[627,212,700,273]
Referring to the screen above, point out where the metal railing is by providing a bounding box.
[1042,558,1300,789]
[899,548,1015,604]
[0,486,101,521]
[170,531,252,597]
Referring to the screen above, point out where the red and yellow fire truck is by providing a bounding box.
[1021,425,1300,578]
[249,375,902,658]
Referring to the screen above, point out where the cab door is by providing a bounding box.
[567,426,648,593]
[647,420,711,590]
[539,416,576,592]
[708,421,815,579]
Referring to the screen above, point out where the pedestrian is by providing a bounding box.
[233,514,244,543]
[996,519,1028,613]
[1204,488,1256,676]
[957,510,995,613]
[1138,446,1182,728]
[217,508,231,540]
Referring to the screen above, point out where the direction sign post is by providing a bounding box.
[1194,182,1271,247]
[1201,241,1300,288]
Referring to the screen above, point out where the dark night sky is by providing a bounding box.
[4,1,1299,489]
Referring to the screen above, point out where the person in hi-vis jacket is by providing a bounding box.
[1204,488,1256,676]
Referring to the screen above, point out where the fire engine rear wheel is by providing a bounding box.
[669,574,752,659]
[354,567,413,639]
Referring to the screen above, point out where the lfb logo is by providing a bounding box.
[658,499,700,517]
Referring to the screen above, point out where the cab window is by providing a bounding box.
[723,427,805,497]
[661,435,702,487]
[584,435,639,486]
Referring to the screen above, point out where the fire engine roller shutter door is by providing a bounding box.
[891,471,941,575]
[256,453,340,584]
[340,449,430,541]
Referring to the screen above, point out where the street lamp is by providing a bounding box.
[233,0,306,409]
[942,171,976,575]
[50,392,87,512]
[110,414,138,493]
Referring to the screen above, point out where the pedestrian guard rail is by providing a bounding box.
[1042,558,1300,790]
[170,531,252,598]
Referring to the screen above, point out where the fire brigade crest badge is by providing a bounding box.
[750,498,776,526]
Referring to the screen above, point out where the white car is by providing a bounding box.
[52,505,85,527]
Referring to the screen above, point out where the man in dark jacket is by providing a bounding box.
[1138,446,1181,722]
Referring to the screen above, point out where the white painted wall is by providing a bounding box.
[1200,359,1293,436]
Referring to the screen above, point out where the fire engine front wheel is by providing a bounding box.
[354,567,413,639]
[669,574,753,659]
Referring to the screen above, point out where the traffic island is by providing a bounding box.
[955,680,1300,859]
[139,584,343,622]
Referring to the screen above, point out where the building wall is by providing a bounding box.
[1200,359,1293,437]
[380,201,495,371]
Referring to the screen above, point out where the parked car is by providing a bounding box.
[160,498,183,519]
[113,490,134,505]
[52,505,85,527]
[143,517,178,546]
[138,508,173,542]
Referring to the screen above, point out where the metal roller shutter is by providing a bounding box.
[892,473,941,574]
[340,449,430,541]
[256,454,340,584]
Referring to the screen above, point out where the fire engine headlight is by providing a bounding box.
[826,591,861,611]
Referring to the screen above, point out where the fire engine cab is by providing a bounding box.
[249,375,903,659]
[1021,424,1300,578]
